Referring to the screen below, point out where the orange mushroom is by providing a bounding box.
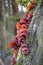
[8,37,18,48]
[20,28,28,33]
[26,4,32,11]
[16,22,21,30]
[16,25,28,34]
[26,1,36,11]
[21,24,27,29]
[8,40,15,48]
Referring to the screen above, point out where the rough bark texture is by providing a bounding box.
[31,1,43,65]
[23,0,43,65]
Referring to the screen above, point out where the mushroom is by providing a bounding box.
[16,22,21,30]
[21,24,27,29]
[8,36,18,48]
[20,18,26,24]
[26,12,33,24]
[21,43,28,56]
[26,0,36,11]
[20,28,28,33]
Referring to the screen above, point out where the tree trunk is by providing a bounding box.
[8,0,13,16]
[0,0,7,52]
[11,0,18,15]
[32,8,43,65]
[23,0,43,65]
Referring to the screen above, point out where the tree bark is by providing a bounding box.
[23,0,43,65]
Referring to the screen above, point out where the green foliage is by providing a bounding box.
[35,0,39,3]
[16,0,30,7]
[7,48,12,55]
[16,0,39,7]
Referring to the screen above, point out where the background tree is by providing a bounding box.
[0,0,7,52]
[11,0,18,15]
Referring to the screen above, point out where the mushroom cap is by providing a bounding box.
[21,24,27,29]
[21,44,28,56]
[26,4,33,11]
[20,28,28,33]
[20,32,28,38]
[21,43,27,48]
[20,18,26,24]
[16,22,21,29]
[8,37,18,48]
[26,12,33,24]
[26,0,36,11]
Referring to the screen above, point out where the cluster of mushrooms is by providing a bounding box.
[8,0,37,65]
